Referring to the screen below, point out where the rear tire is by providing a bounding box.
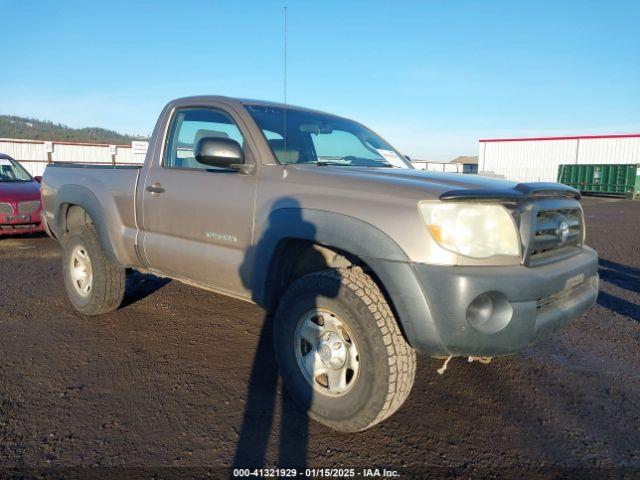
[62,225,125,315]
[274,268,416,432]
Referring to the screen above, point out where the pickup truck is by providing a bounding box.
[41,96,599,432]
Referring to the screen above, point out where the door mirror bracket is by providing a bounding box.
[230,163,255,174]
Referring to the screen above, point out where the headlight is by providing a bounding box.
[419,202,521,259]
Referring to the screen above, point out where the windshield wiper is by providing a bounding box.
[316,160,350,166]
[314,156,405,168]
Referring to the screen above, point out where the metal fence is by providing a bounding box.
[0,138,147,176]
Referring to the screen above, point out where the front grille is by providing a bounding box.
[529,208,582,260]
[0,202,13,215]
[18,200,41,214]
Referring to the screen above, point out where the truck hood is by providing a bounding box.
[291,165,579,201]
[0,180,41,203]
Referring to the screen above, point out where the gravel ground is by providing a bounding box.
[0,197,639,479]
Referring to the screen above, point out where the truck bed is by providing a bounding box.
[41,162,142,267]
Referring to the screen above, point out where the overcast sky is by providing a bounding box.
[1,0,639,160]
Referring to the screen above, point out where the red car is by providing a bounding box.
[0,154,45,236]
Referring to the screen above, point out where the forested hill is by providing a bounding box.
[0,115,141,144]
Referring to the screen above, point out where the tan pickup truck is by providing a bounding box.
[41,96,599,431]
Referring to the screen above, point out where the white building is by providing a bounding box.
[0,138,147,176]
[478,134,640,183]
[412,161,465,173]
[412,156,478,174]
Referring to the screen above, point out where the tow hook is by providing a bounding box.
[468,356,493,364]
[435,355,493,375]
[436,356,452,375]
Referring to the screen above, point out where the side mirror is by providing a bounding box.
[194,137,244,170]
[404,155,411,161]
[34,176,42,183]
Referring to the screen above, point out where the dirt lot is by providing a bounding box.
[1,197,639,479]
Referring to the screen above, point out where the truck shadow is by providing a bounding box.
[120,270,172,309]
[597,291,640,323]
[599,258,640,278]
[597,258,640,322]
[598,258,640,294]
[232,197,339,472]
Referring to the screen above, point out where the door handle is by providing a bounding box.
[146,183,165,195]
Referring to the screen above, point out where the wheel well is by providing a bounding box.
[63,204,93,236]
[265,239,411,346]
[265,239,365,312]
[59,203,121,264]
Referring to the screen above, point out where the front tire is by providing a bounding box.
[274,268,416,432]
[62,226,125,315]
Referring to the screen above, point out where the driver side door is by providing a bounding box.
[139,106,258,298]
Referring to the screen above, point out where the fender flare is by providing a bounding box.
[248,208,437,349]
[52,184,121,264]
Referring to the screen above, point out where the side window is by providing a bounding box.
[164,108,244,170]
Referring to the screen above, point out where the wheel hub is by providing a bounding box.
[70,246,93,297]
[318,332,347,368]
[294,309,360,397]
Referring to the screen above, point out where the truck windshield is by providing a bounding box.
[245,104,410,168]
[0,158,32,182]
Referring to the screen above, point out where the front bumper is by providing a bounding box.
[0,211,44,236]
[0,222,45,235]
[406,247,599,356]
